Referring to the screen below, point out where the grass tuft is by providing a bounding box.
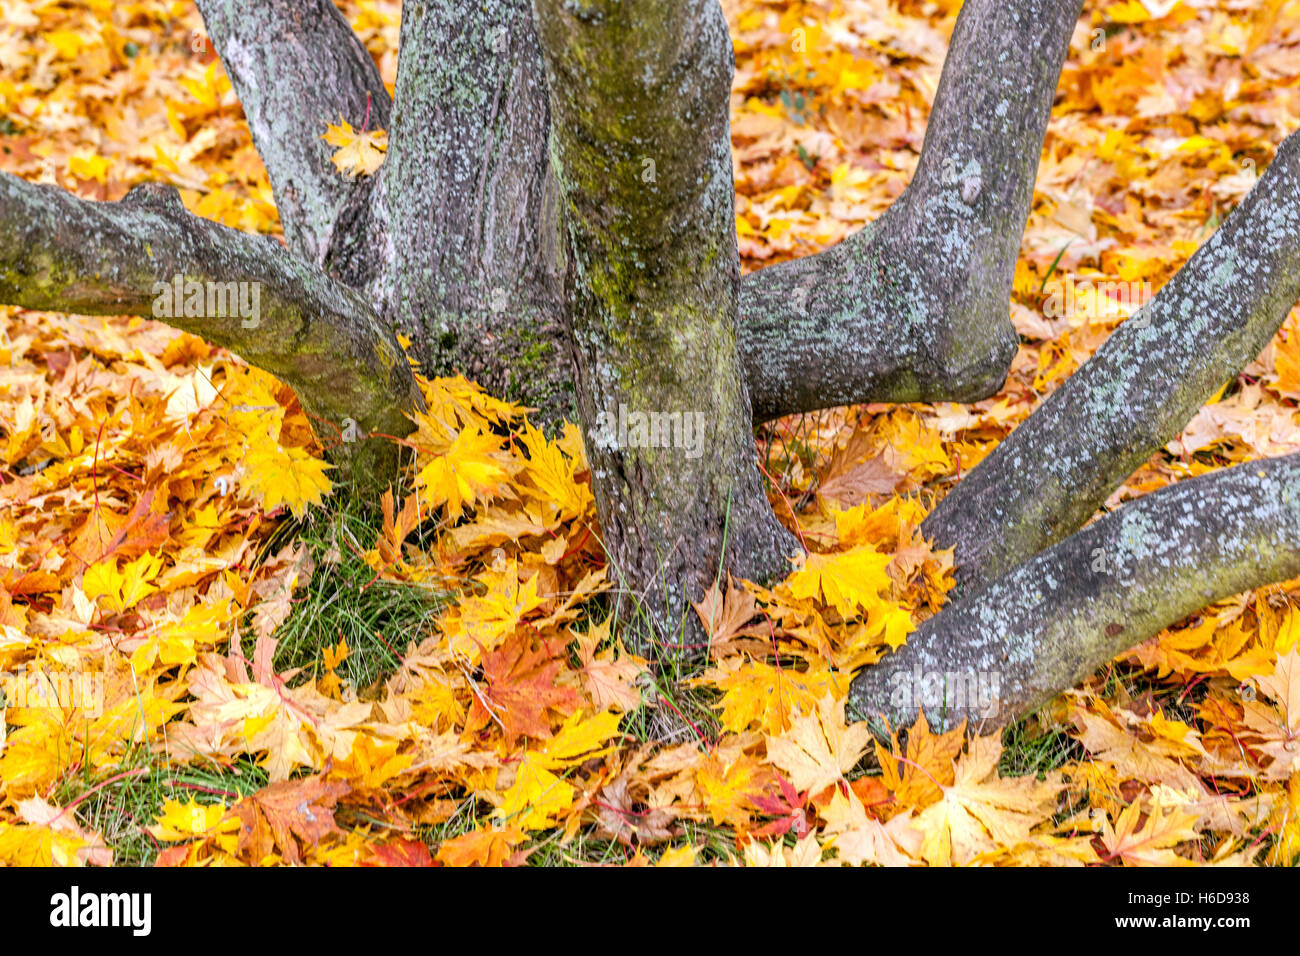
[270,491,448,694]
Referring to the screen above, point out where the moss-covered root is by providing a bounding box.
[925,128,1300,595]
[0,174,421,482]
[738,0,1085,422]
[852,453,1300,732]
[533,0,798,654]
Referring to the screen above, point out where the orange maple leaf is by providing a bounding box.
[464,636,582,746]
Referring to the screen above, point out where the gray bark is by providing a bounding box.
[195,0,392,271]
[851,453,1300,731]
[373,0,570,416]
[533,0,797,651]
[925,128,1300,594]
[0,175,420,478]
[738,0,1084,421]
[192,0,1083,427]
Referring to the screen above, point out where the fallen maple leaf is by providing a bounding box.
[786,545,893,619]
[573,621,646,712]
[820,787,922,867]
[435,825,529,867]
[876,711,965,808]
[691,577,762,650]
[1098,796,1201,866]
[1240,646,1300,777]
[364,837,435,867]
[765,694,872,796]
[230,776,350,865]
[464,636,582,746]
[912,736,1060,866]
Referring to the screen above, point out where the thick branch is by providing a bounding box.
[738,0,1084,422]
[851,453,1300,732]
[0,174,420,475]
[195,0,391,269]
[533,0,797,650]
[371,0,568,416]
[925,129,1300,593]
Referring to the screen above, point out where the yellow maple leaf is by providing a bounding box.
[46,30,87,60]
[67,153,112,184]
[415,425,514,519]
[913,736,1061,866]
[518,421,593,520]
[321,117,387,178]
[130,601,231,672]
[701,657,849,735]
[785,545,893,619]
[83,552,164,614]
[495,752,576,830]
[241,436,333,519]
[655,845,698,867]
[696,749,771,829]
[440,562,546,661]
[765,694,871,795]
[533,710,624,769]
[149,798,232,842]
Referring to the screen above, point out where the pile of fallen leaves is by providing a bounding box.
[0,0,1298,866]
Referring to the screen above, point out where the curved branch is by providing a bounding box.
[852,453,1300,732]
[924,128,1300,594]
[0,174,421,474]
[738,0,1084,422]
[195,0,392,269]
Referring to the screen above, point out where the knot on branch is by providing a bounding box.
[119,182,186,217]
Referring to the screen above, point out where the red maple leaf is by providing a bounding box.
[465,635,581,746]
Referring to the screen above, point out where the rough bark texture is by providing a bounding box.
[925,129,1300,594]
[737,0,1084,421]
[373,0,570,417]
[0,174,421,478]
[533,0,797,650]
[195,0,392,271]
[11,0,1300,701]
[852,453,1300,732]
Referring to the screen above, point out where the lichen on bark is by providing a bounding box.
[925,128,1300,594]
[533,0,797,651]
[852,453,1300,732]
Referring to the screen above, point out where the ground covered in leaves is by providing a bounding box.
[0,0,1298,866]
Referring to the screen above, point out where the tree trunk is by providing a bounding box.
[532,0,797,650]
[373,0,571,418]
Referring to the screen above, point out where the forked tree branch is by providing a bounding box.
[852,452,1300,731]
[925,128,1300,594]
[195,0,392,269]
[738,0,1085,421]
[0,174,421,474]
